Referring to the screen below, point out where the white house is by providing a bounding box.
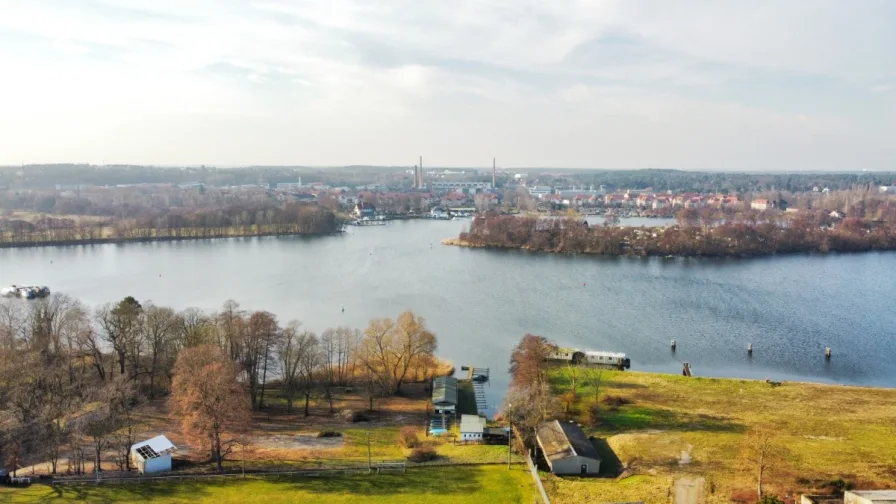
[131,435,176,474]
[460,415,487,441]
[536,420,601,476]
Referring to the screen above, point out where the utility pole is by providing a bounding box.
[507,424,512,469]
[367,430,372,473]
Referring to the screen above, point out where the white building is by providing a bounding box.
[430,181,492,192]
[131,435,177,474]
[460,415,487,441]
[880,186,896,194]
[527,186,553,198]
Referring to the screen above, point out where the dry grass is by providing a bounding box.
[545,368,896,504]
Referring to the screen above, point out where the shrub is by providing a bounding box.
[758,495,785,504]
[602,395,631,407]
[399,426,420,448]
[317,431,342,438]
[408,446,438,462]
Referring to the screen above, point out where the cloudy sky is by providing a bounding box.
[1,0,894,170]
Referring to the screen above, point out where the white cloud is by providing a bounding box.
[0,0,893,169]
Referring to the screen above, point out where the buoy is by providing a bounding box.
[341,307,345,313]
[825,347,832,359]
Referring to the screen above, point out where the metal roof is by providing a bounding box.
[460,415,486,434]
[847,491,896,503]
[432,376,458,405]
[131,435,176,461]
[536,420,600,463]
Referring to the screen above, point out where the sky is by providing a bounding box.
[0,0,894,171]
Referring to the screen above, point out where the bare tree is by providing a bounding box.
[96,296,143,379]
[740,428,787,499]
[358,311,437,395]
[170,345,251,472]
[277,322,317,414]
[142,303,179,398]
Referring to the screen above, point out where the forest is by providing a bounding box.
[0,201,339,246]
[453,207,896,258]
[0,296,440,474]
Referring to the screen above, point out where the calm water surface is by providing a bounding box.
[2,218,895,415]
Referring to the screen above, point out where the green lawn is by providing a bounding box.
[544,368,896,504]
[2,465,538,503]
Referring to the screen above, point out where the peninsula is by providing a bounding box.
[444,213,896,258]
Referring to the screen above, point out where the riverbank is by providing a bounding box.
[543,367,896,503]
[0,226,344,249]
[449,215,896,258]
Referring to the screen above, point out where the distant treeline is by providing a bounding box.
[0,164,399,190]
[2,164,895,193]
[451,212,896,257]
[0,202,339,246]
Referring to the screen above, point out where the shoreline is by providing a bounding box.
[0,229,345,249]
[441,235,896,259]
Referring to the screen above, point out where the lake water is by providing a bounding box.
[2,217,895,416]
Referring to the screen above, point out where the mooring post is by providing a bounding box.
[671,339,677,351]
[825,347,832,359]
[747,343,753,355]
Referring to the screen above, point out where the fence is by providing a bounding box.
[512,425,551,504]
[48,460,524,486]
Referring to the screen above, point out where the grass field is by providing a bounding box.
[544,368,896,504]
[1,465,537,503]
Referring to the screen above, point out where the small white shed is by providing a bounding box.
[460,415,487,441]
[131,435,176,474]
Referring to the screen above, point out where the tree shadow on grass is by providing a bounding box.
[18,480,219,504]
[600,406,746,433]
[298,466,484,497]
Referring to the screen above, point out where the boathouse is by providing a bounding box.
[431,376,458,414]
[130,435,177,474]
[536,420,601,476]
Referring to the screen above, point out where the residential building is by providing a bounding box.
[880,186,896,194]
[276,179,303,190]
[535,420,601,476]
[131,435,176,474]
[354,202,376,219]
[751,198,774,211]
[459,415,487,441]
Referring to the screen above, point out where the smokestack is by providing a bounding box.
[492,158,496,188]
[418,156,423,189]
[413,165,418,189]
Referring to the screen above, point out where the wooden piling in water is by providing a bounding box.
[747,343,753,355]
[825,347,832,359]
[671,339,677,351]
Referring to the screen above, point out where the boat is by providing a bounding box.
[547,346,631,370]
[1,285,51,299]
